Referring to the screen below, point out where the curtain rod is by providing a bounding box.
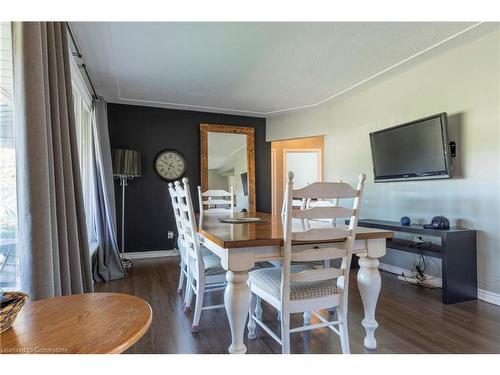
[66,22,82,58]
[77,64,99,101]
[65,22,99,101]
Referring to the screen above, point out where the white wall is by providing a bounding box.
[216,146,249,212]
[267,31,500,294]
[208,169,229,190]
[285,151,321,188]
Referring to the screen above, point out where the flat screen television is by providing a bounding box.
[370,113,452,182]
[241,172,248,196]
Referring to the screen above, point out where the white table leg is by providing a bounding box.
[357,255,381,350]
[225,270,251,354]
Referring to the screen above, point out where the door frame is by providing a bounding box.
[271,149,277,215]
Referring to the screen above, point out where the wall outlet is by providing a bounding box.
[167,231,175,239]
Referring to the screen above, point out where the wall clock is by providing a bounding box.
[154,149,187,181]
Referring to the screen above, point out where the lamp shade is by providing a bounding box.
[112,149,142,177]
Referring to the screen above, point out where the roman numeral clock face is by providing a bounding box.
[154,150,187,181]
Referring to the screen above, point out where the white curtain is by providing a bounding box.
[91,97,126,281]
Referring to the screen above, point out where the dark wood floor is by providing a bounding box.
[95,256,500,354]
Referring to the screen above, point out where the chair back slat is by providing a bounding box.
[293,181,358,199]
[202,199,232,205]
[181,216,192,228]
[291,227,350,242]
[201,189,232,197]
[290,267,343,283]
[292,206,355,220]
[291,246,347,262]
[183,226,196,242]
[198,186,234,227]
[303,181,343,225]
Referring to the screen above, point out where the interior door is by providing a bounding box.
[284,149,322,188]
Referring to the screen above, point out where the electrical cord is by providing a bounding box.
[171,233,178,251]
[381,254,439,289]
[411,255,437,289]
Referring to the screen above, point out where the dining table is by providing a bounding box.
[198,211,394,354]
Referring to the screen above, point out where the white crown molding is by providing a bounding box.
[107,22,487,117]
[117,96,267,116]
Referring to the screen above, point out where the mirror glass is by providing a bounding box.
[207,132,248,212]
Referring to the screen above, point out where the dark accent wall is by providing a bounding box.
[107,103,270,252]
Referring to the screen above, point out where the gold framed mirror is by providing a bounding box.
[200,123,256,213]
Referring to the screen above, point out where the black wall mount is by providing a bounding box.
[449,141,456,158]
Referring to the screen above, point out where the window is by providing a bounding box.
[71,65,97,250]
[0,22,19,290]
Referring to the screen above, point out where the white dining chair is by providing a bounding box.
[198,186,234,227]
[277,184,343,324]
[176,178,227,333]
[168,182,188,295]
[247,172,366,354]
[169,182,214,297]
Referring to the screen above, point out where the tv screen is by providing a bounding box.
[241,172,248,196]
[370,113,452,182]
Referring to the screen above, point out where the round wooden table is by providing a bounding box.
[0,293,152,354]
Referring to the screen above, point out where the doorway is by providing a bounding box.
[271,136,324,215]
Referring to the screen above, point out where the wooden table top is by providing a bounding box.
[199,212,393,249]
[0,293,152,354]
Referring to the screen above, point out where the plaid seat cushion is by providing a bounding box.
[201,246,212,257]
[203,255,226,276]
[249,265,338,301]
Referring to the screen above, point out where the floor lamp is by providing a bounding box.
[112,149,142,269]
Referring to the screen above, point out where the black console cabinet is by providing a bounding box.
[355,219,477,304]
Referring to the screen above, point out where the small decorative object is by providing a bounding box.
[400,216,411,226]
[423,215,450,230]
[112,149,142,269]
[0,291,29,333]
[154,149,187,181]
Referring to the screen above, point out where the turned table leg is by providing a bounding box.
[357,255,382,350]
[225,270,251,354]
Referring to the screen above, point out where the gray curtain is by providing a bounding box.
[92,97,126,281]
[13,22,93,300]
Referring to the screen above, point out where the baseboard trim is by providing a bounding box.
[125,250,179,259]
[478,289,500,306]
[379,262,500,306]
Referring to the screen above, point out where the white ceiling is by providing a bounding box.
[207,132,246,169]
[70,22,498,117]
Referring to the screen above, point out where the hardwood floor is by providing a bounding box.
[95,256,500,354]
